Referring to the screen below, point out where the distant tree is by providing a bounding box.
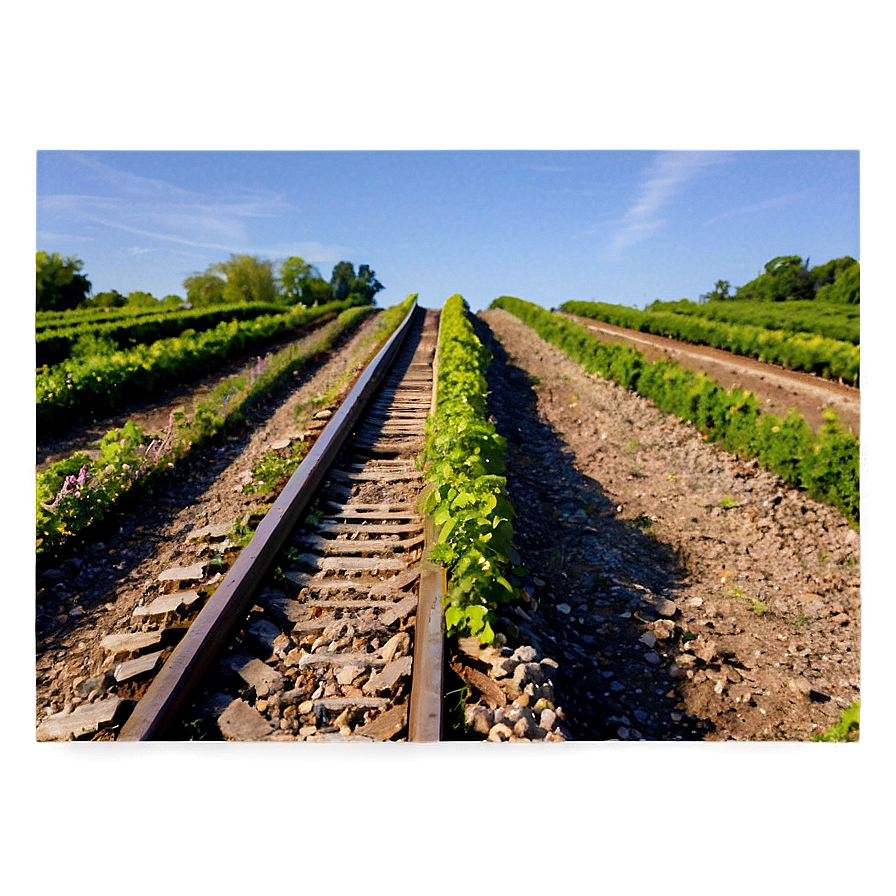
[815,261,859,305]
[184,271,227,307]
[330,261,357,301]
[809,256,858,292]
[354,264,384,304]
[699,279,732,303]
[125,291,159,308]
[84,289,127,309]
[735,255,813,302]
[278,256,320,305]
[213,254,278,305]
[36,251,92,311]
[160,294,186,311]
[302,276,335,306]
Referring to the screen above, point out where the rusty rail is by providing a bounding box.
[119,300,431,741]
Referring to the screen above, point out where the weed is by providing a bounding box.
[812,701,859,742]
[719,494,742,509]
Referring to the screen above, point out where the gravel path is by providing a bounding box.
[478,309,861,741]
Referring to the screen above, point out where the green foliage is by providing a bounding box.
[814,261,859,305]
[36,305,375,558]
[423,294,520,644]
[645,298,860,345]
[699,279,731,303]
[812,700,859,742]
[330,261,384,305]
[36,300,357,436]
[36,251,92,312]
[278,256,319,305]
[36,301,286,367]
[561,299,859,385]
[492,296,859,525]
[215,254,279,306]
[735,255,814,303]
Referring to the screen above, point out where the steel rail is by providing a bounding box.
[119,300,426,741]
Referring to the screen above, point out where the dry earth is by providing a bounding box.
[476,309,861,741]
[34,313,390,729]
[34,306,862,742]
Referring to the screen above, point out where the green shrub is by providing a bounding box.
[422,294,521,644]
[492,296,859,525]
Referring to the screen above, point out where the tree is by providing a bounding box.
[355,264,384,304]
[809,256,858,293]
[329,261,384,305]
[699,279,731,303]
[84,289,127,309]
[184,271,226,308]
[302,277,335,306]
[278,256,320,305]
[735,255,813,302]
[125,291,160,308]
[330,261,357,301]
[815,261,859,305]
[160,294,186,311]
[36,251,92,311]
[213,254,278,305]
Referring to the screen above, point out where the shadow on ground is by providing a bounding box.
[475,316,711,741]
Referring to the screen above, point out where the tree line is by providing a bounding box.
[699,255,859,305]
[36,251,384,313]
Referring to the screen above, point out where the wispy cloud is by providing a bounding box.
[702,189,812,226]
[37,153,292,254]
[608,151,725,255]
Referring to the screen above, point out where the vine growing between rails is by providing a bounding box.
[422,294,522,644]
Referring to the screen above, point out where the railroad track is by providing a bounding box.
[114,302,444,742]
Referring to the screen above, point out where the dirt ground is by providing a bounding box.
[34,306,863,742]
[478,309,861,741]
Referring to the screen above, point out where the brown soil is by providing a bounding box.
[34,313,389,727]
[478,309,861,741]
[562,312,860,436]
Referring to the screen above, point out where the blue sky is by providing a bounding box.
[35,149,859,313]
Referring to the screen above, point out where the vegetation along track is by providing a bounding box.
[37,303,445,742]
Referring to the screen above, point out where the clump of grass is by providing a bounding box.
[813,701,859,742]
[719,494,742,509]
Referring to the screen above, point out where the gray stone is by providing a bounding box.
[465,705,495,735]
[246,619,283,657]
[217,699,275,741]
[380,631,411,664]
[644,651,662,665]
[488,722,514,742]
[132,590,204,621]
[223,653,284,698]
[158,563,207,584]
[187,522,232,542]
[336,664,365,686]
[639,631,657,648]
[512,645,538,664]
[114,650,164,683]
[36,697,123,742]
[363,655,413,695]
[353,703,407,740]
[101,630,163,659]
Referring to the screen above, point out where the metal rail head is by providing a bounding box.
[118,300,422,741]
